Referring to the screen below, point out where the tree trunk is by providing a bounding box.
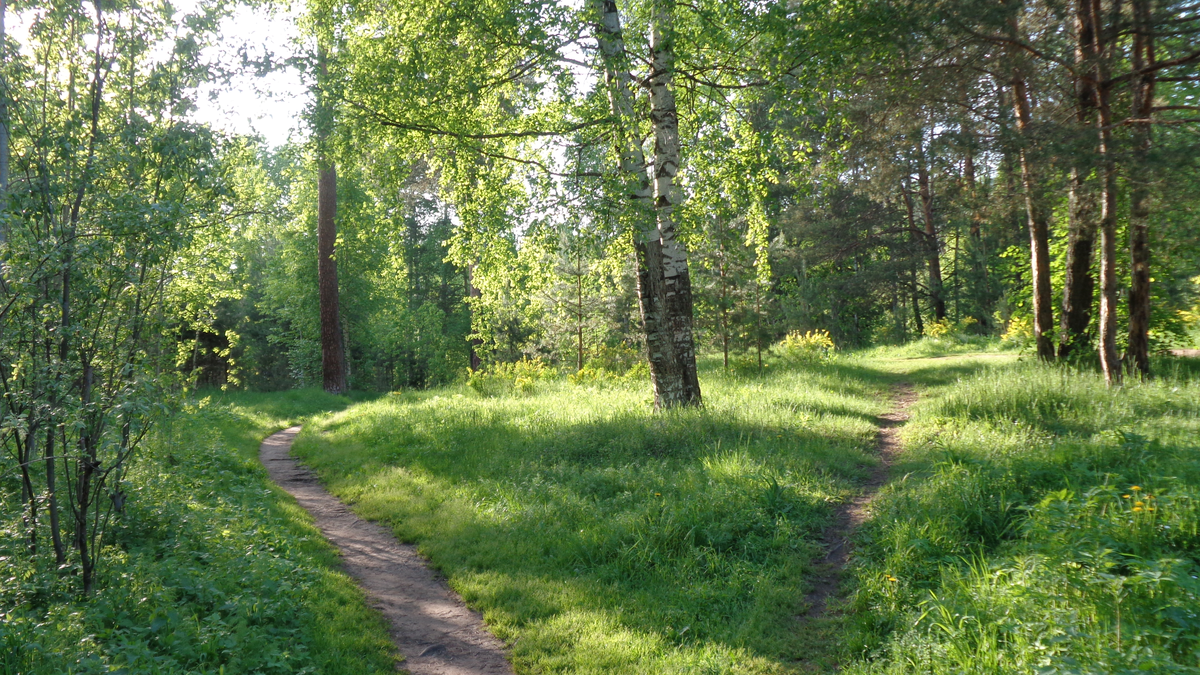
[592,0,701,409]
[916,153,946,321]
[902,185,925,335]
[1060,168,1098,358]
[316,46,347,394]
[0,0,8,195]
[963,143,992,331]
[1009,74,1056,361]
[576,265,584,372]
[466,263,482,372]
[1059,0,1099,359]
[1091,0,1121,385]
[1126,0,1155,377]
[0,0,9,267]
[46,426,65,565]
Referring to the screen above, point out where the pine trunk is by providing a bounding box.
[902,186,926,335]
[916,156,946,321]
[1126,0,1155,377]
[1060,0,1099,359]
[963,143,992,331]
[316,47,347,394]
[1091,0,1121,384]
[0,0,8,258]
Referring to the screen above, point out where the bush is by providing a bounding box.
[467,357,555,397]
[774,329,836,363]
[585,344,643,375]
[1000,314,1034,349]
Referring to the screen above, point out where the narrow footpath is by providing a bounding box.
[801,383,917,619]
[260,427,513,675]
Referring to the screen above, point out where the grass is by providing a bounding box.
[8,345,1199,674]
[290,357,897,673]
[0,389,397,675]
[839,355,1200,674]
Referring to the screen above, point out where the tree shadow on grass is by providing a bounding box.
[295,377,900,670]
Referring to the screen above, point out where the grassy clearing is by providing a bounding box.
[0,390,396,675]
[841,355,1200,673]
[11,346,1195,674]
[291,358,895,673]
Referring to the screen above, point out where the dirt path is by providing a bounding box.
[260,427,513,675]
[800,383,917,620]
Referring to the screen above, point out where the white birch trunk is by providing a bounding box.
[647,0,701,406]
[590,0,701,408]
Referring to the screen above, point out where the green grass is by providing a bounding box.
[290,357,897,673]
[10,346,1198,674]
[857,335,1016,361]
[840,356,1200,674]
[0,389,397,675]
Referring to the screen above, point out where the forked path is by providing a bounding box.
[260,427,513,675]
[801,383,917,620]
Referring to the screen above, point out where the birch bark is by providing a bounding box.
[590,0,701,409]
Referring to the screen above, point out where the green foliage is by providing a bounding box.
[0,391,396,674]
[999,314,1034,350]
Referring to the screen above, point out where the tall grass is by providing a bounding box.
[0,390,396,675]
[842,361,1200,674]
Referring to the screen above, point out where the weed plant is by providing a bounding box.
[292,357,893,674]
[0,390,396,675]
[843,359,1200,674]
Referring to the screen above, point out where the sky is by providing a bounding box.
[191,3,309,147]
[3,1,307,148]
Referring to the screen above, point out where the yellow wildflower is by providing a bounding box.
[1133,507,1144,513]
[1135,501,1145,507]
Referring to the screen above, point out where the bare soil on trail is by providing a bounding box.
[799,383,918,621]
[1171,349,1200,358]
[260,427,513,675]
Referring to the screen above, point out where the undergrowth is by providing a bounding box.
[0,390,396,675]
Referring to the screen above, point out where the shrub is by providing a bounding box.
[467,358,555,397]
[1000,314,1034,349]
[775,329,836,363]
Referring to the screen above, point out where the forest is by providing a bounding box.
[1,0,1199,672]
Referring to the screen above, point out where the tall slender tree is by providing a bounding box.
[315,45,348,394]
[1059,0,1100,359]
[1007,6,1056,361]
[591,0,701,408]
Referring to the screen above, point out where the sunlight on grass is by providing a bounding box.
[292,360,895,673]
[841,360,1200,673]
